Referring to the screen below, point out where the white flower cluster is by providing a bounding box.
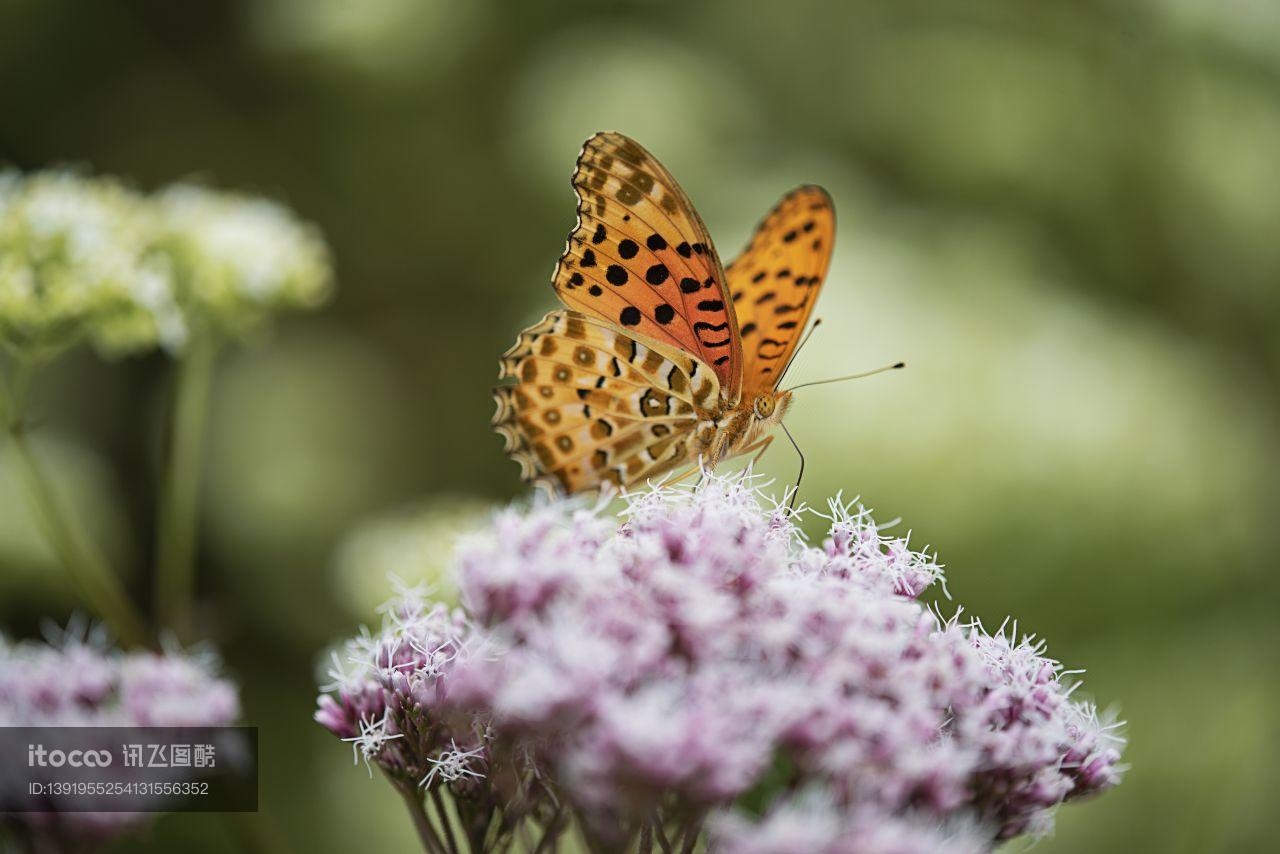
[153,183,331,330]
[0,169,332,359]
[0,170,183,355]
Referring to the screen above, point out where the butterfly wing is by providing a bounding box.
[725,186,835,395]
[553,131,743,404]
[493,310,721,493]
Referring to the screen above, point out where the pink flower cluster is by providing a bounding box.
[0,620,240,842]
[315,593,488,790]
[0,620,239,728]
[316,473,1124,853]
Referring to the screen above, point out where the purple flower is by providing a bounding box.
[0,620,240,844]
[319,471,1126,852]
[314,587,485,788]
[0,621,239,728]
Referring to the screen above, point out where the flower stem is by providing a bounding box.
[532,804,565,854]
[399,784,449,854]
[6,424,146,647]
[677,818,703,854]
[638,820,653,853]
[429,786,462,854]
[154,331,218,638]
[653,817,673,854]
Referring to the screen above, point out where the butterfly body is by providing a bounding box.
[494,132,833,495]
[699,389,793,468]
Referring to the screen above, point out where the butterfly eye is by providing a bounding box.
[754,395,775,418]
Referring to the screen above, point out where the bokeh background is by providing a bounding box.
[2,0,1278,851]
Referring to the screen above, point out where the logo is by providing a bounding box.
[27,744,113,768]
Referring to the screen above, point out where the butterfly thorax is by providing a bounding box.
[697,389,793,467]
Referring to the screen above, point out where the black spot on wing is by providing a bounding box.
[757,337,788,359]
[693,320,731,348]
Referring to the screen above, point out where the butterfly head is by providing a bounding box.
[751,390,792,430]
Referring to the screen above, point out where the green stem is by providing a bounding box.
[7,425,146,647]
[652,816,673,854]
[677,818,703,854]
[429,786,464,854]
[0,355,146,647]
[532,805,564,854]
[154,332,218,638]
[399,784,448,854]
[638,820,653,854]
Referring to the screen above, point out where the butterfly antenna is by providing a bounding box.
[785,361,905,393]
[775,318,822,386]
[781,421,805,510]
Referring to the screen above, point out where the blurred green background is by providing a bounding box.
[2,0,1278,851]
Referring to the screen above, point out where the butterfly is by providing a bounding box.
[493,131,842,495]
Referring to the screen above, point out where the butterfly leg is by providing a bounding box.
[665,464,701,487]
[725,435,775,478]
[746,435,775,470]
[736,434,805,506]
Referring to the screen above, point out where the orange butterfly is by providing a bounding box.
[494,131,851,494]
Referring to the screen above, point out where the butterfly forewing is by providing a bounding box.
[493,310,720,493]
[553,132,743,403]
[725,186,835,395]
[497,134,839,494]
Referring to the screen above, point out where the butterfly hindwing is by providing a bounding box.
[498,135,839,494]
[493,310,720,493]
[553,132,743,403]
[725,186,835,395]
